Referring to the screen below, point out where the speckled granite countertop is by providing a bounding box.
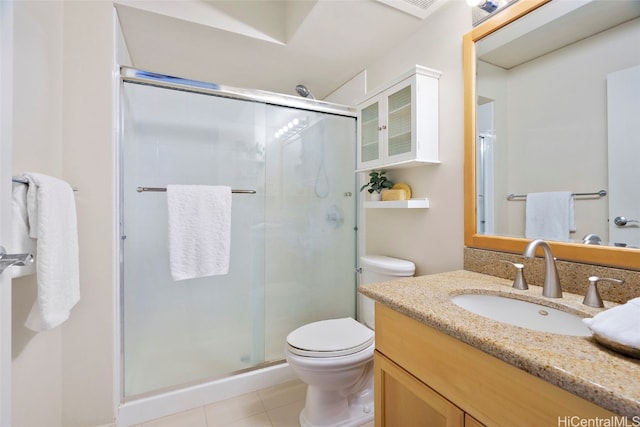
[359,270,640,417]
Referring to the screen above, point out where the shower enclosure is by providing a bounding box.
[119,69,357,398]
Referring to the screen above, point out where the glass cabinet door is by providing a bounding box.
[357,68,440,170]
[386,84,412,158]
[359,101,381,166]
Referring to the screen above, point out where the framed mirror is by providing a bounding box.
[464,0,640,269]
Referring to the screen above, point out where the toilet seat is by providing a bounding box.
[287,318,374,358]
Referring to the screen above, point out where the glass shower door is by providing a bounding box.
[263,106,357,361]
[121,82,267,397]
[120,77,357,399]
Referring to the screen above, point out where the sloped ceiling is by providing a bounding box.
[115,0,445,100]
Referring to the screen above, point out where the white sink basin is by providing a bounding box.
[451,293,591,336]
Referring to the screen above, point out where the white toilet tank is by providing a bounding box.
[358,255,415,329]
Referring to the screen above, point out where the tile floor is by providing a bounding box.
[130,380,375,427]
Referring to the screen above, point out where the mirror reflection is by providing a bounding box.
[474,0,640,248]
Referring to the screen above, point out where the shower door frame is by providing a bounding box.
[116,67,357,403]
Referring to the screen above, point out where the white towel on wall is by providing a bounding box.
[525,191,575,241]
[167,185,232,281]
[22,172,80,332]
[10,182,36,278]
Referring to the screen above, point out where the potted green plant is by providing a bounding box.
[360,170,394,201]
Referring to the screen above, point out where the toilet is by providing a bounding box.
[285,255,415,427]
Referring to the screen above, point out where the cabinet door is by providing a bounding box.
[385,82,414,163]
[375,352,464,427]
[465,414,486,427]
[358,98,382,169]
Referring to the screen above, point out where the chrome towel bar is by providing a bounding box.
[12,176,28,185]
[506,189,607,201]
[13,176,78,192]
[137,186,256,194]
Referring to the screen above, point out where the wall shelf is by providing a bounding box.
[364,198,430,209]
[356,159,440,173]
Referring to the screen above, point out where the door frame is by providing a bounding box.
[607,65,640,248]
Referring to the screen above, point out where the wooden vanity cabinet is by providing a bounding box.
[375,352,466,426]
[464,414,485,427]
[374,303,616,427]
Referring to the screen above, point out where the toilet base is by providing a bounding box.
[298,384,374,427]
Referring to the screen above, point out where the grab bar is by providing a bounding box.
[137,186,256,194]
[506,189,607,201]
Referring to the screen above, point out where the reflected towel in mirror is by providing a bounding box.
[525,191,575,241]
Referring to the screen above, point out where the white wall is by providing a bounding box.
[11,1,64,426]
[61,2,116,425]
[476,61,509,235]
[357,0,471,275]
[11,1,116,426]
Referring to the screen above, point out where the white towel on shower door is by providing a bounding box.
[167,185,232,281]
[22,172,80,332]
[525,191,575,241]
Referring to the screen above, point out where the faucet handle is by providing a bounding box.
[583,276,624,308]
[501,260,528,290]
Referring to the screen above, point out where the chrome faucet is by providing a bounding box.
[522,239,562,298]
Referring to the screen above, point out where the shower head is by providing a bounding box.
[295,84,316,100]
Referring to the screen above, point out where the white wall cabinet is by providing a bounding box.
[357,66,441,171]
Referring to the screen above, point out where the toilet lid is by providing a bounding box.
[286,318,374,358]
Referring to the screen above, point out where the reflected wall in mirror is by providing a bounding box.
[464,0,640,270]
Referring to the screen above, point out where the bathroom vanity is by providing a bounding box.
[360,271,640,426]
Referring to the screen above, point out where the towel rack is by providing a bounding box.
[137,186,256,194]
[506,189,607,201]
[12,176,28,185]
[12,176,78,192]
